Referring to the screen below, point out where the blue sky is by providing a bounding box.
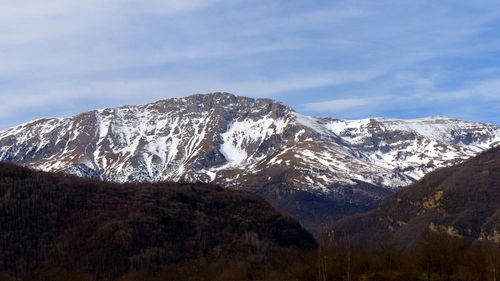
[1,0,500,130]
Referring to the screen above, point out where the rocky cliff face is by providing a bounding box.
[1,93,498,231]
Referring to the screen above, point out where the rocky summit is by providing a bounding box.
[1,93,499,231]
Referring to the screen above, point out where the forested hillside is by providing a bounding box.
[0,163,315,281]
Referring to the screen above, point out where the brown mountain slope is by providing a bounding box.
[0,163,315,281]
[332,146,500,246]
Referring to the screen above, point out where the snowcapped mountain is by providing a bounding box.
[1,93,498,231]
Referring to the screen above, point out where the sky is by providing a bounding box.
[1,0,500,130]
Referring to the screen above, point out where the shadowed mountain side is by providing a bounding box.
[253,180,392,235]
[332,146,500,246]
[0,163,315,281]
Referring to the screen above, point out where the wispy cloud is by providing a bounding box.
[300,77,500,121]
[422,78,500,101]
[0,68,384,122]
[217,69,385,96]
[1,0,500,129]
[303,98,376,113]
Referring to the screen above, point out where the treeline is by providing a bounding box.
[2,230,497,281]
[113,232,500,281]
[314,231,500,281]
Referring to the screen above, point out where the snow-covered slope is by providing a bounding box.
[323,116,500,180]
[1,93,499,203]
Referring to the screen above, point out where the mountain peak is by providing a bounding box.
[154,92,284,106]
[1,92,498,186]
[0,93,498,232]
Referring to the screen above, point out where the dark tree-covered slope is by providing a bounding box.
[0,163,315,281]
[332,146,500,246]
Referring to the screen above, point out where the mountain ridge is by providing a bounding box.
[1,92,498,231]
